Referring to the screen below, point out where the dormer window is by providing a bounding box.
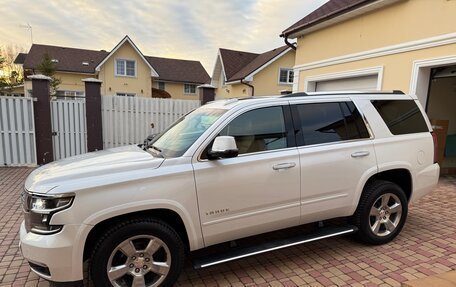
[82,61,89,66]
[51,59,59,63]
[115,59,136,77]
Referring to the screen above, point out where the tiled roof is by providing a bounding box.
[281,0,376,37]
[219,48,259,81]
[23,44,108,74]
[220,45,290,82]
[146,56,210,84]
[13,53,28,64]
[22,44,210,84]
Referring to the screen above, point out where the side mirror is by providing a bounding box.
[208,136,239,159]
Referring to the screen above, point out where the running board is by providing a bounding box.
[193,225,357,269]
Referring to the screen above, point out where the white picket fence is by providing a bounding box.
[0,95,200,166]
[50,99,87,160]
[0,96,36,166]
[102,96,200,148]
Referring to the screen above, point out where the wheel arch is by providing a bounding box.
[357,168,413,207]
[82,207,201,262]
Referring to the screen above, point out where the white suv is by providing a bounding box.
[20,91,440,287]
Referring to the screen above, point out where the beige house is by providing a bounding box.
[0,84,24,96]
[17,36,210,100]
[281,0,456,173]
[211,45,296,98]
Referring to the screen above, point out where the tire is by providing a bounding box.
[90,218,185,287]
[351,180,408,245]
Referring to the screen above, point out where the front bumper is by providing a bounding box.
[19,221,84,282]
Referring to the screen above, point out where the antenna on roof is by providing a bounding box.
[19,23,33,48]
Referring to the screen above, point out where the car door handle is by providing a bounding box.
[272,162,296,170]
[351,151,370,158]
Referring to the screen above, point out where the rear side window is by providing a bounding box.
[294,102,369,146]
[371,100,428,135]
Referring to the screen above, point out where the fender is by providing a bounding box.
[83,199,204,250]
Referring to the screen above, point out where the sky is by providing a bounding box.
[0,0,328,73]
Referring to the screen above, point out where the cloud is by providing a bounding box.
[0,0,328,72]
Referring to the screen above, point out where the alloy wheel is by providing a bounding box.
[107,235,171,287]
[369,193,402,237]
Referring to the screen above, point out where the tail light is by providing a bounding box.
[431,131,438,164]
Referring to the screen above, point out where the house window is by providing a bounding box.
[279,68,294,84]
[184,84,197,94]
[158,81,165,90]
[116,93,136,97]
[115,59,136,77]
[55,90,85,99]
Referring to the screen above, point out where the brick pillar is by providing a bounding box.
[197,84,216,104]
[28,75,54,165]
[82,78,103,152]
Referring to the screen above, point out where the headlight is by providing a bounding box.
[22,191,74,235]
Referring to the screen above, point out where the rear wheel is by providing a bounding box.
[90,219,184,287]
[352,180,408,244]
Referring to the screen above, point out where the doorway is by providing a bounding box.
[426,65,456,174]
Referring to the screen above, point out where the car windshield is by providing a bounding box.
[149,107,226,158]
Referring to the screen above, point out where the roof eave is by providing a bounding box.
[244,47,293,80]
[282,0,402,39]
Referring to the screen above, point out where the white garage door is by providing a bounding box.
[315,75,378,92]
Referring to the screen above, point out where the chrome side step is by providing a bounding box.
[193,225,357,269]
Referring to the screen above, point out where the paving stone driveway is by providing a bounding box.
[0,167,454,287]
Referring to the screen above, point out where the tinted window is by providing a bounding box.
[341,102,370,139]
[371,100,428,135]
[295,102,369,146]
[219,106,287,154]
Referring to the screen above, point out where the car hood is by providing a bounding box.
[25,145,164,194]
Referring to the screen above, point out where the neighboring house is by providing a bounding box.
[15,36,210,100]
[0,84,25,97]
[211,45,295,98]
[281,0,456,173]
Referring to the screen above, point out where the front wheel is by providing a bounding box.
[352,180,408,245]
[90,219,185,287]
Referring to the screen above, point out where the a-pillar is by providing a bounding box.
[197,84,216,104]
[28,74,54,165]
[82,78,103,152]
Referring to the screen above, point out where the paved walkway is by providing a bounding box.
[0,167,454,287]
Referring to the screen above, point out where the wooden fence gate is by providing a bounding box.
[50,99,87,160]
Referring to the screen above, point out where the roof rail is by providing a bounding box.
[281,92,309,98]
[281,90,405,98]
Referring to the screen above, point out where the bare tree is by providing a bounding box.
[0,44,26,91]
[0,53,5,88]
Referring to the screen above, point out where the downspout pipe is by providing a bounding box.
[240,79,254,97]
[283,35,296,50]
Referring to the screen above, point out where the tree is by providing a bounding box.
[36,52,61,95]
[0,44,25,91]
[0,54,6,89]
